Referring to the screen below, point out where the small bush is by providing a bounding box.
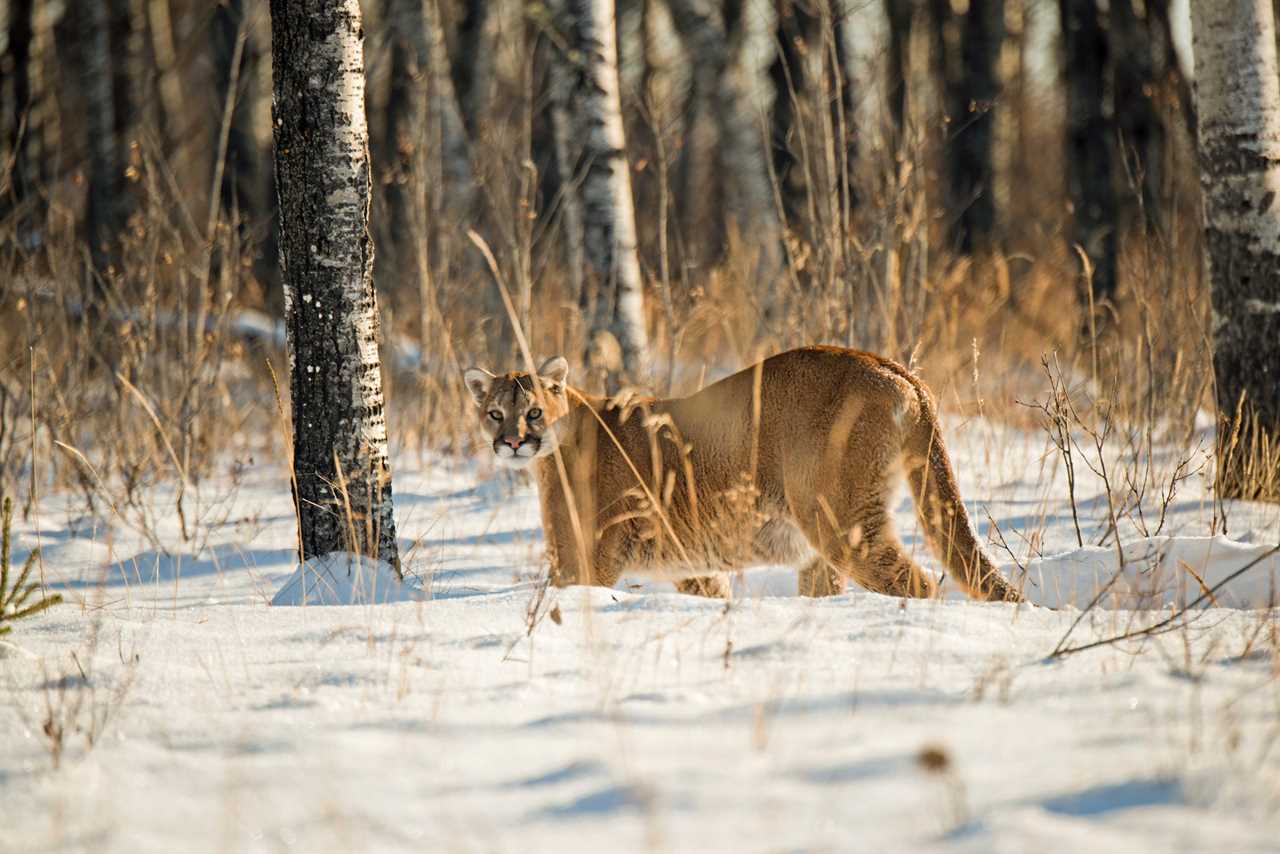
[0,496,61,636]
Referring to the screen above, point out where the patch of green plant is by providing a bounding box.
[1,496,61,635]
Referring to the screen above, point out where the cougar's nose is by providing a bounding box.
[502,436,523,449]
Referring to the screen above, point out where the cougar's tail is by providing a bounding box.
[901,378,1022,603]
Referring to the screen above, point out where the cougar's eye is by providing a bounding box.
[527,408,543,421]
[487,410,503,422]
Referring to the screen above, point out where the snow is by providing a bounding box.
[269,553,424,606]
[2,417,1279,853]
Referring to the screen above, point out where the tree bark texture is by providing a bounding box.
[1060,0,1115,303]
[448,0,490,138]
[884,0,912,137]
[668,0,727,268]
[768,0,819,234]
[828,4,858,216]
[1111,0,1163,232]
[545,15,587,318]
[1190,0,1280,501]
[214,0,260,223]
[712,2,783,276]
[562,0,649,378]
[80,0,127,282]
[269,0,401,567]
[947,0,1002,252]
[382,0,473,268]
[4,0,52,237]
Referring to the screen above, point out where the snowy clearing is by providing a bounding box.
[3,418,1279,853]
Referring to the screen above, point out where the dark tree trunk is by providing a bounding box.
[80,0,130,286]
[1111,0,1163,232]
[885,0,913,137]
[449,0,489,138]
[4,0,52,242]
[768,0,819,233]
[382,0,473,266]
[668,0,728,269]
[1060,0,1115,305]
[950,0,1002,252]
[828,4,858,216]
[145,0,185,151]
[269,0,401,568]
[6,0,34,205]
[544,6,587,316]
[213,0,261,227]
[381,0,428,279]
[1190,0,1280,502]
[213,0,279,300]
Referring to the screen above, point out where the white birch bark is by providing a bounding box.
[269,0,400,567]
[563,0,649,379]
[1191,0,1280,500]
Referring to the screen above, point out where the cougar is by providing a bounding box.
[464,346,1022,602]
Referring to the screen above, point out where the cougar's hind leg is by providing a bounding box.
[796,508,936,599]
[787,392,940,600]
[675,575,732,599]
[798,558,845,597]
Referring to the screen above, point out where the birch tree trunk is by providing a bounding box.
[562,0,649,380]
[1190,0,1280,501]
[269,0,401,567]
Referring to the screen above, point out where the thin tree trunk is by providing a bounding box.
[418,0,473,202]
[1060,0,1115,305]
[546,19,587,320]
[714,2,783,278]
[563,0,648,379]
[214,0,279,305]
[146,0,184,150]
[1111,0,1162,232]
[4,0,52,241]
[382,0,429,279]
[952,0,1002,251]
[828,3,858,217]
[214,0,259,227]
[884,0,913,138]
[269,0,401,568]
[768,0,819,235]
[668,0,727,269]
[450,0,490,138]
[1190,0,1280,501]
[80,0,125,285]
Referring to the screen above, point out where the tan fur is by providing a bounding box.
[463,347,1022,603]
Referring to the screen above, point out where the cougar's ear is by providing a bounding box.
[463,368,495,405]
[537,356,569,391]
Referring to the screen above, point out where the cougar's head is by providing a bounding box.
[463,356,571,469]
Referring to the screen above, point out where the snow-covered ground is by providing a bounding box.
[3,417,1279,853]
